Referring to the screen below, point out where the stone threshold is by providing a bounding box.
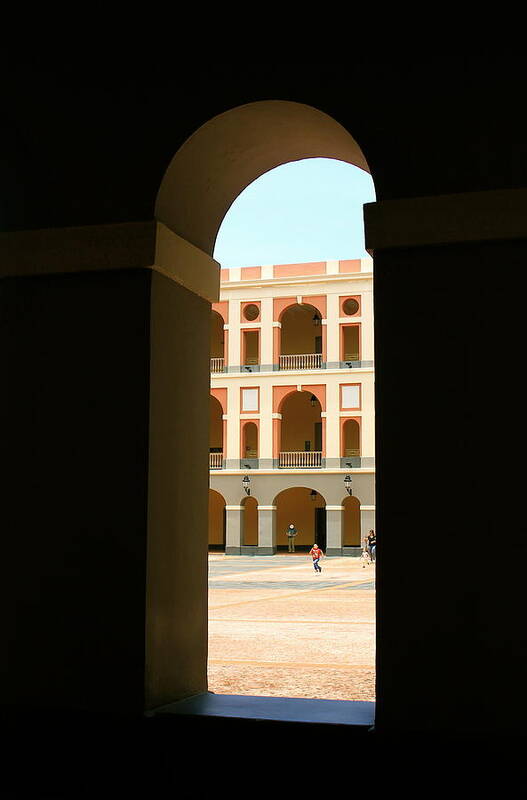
[152,692,375,729]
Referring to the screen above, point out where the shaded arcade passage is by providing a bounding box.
[275,487,327,551]
[209,489,226,551]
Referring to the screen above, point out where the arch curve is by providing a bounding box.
[156,100,371,255]
[278,299,324,323]
[277,387,324,414]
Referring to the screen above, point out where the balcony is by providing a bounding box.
[279,451,323,468]
[209,452,223,469]
[279,353,322,371]
[210,358,225,373]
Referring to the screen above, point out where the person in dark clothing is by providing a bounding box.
[286,523,298,552]
[367,530,376,562]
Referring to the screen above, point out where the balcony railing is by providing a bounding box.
[210,357,225,373]
[279,353,322,370]
[279,451,323,468]
[209,452,223,469]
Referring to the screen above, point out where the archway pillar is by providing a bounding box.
[364,187,527,735]
[326,505,344,556]
[225,506,244,555]
[1,220,218,715]
[257,505,277,555]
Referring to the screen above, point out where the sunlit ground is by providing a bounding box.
[207,554,375,701]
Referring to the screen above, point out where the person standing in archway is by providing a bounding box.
[287,523,298,552]
[309,543,324,573]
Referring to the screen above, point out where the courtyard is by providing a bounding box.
[207,554,375,702]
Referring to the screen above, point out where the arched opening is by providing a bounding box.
[156,100,370,255]
[279,303,324,370]
[342,418,361,467]
[209,489,226,552]
[241,421,258,468]
[343,494,361,547]
[279,390,323,468]
[153,99,373,708]
[210,309,225,373]
[275,487,327,552]
[241,495,258,547]
[209,395,224,470]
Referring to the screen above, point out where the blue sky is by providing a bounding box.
[213,158,376,268]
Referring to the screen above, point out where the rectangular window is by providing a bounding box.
[341,324,360,362]
[341,384,361,410]
[241,387,259,412]
[242,330,260,365]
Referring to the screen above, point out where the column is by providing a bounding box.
[257,505,277,555]
[1,220,216,715]
[324,381,341,468]
[227,297,241,371]
[325,293,340,368]
[260,296,274,370]
[326,506,344,556]
[225,506,243,555]
[360,287,374,363]
[259,381,274,468]
[272,322,281,368]
[225,384,240,469]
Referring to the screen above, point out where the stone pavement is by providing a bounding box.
[208,553,375,702]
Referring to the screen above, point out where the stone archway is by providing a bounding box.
[156,100,370,256]
[274,486,327,552]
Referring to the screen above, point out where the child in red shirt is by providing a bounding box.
[309,543,324,573]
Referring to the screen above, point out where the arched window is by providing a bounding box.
[241,495,258,547]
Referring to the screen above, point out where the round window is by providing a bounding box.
[243,303,260,321]
[343,298,359,316]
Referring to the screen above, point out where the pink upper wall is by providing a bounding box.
[219,258,365,283]
[338,259,361,273]
[273,262,325,278]
[220,260,328,282]
[240,266,262,281]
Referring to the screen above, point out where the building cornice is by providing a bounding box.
[218,271,373,292]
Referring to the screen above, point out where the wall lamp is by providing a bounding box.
[310,490,317,501]
[313,313,321,327]
[242,475,251,495]
[310,394,317,407]
[344,475,353,495]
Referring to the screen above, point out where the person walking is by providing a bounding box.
[309,543,324,573]
[286,523,298,553]
[367,529,376,563]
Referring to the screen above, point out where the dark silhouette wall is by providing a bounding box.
[2,56,527,791]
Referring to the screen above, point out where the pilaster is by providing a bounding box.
[257,505,277,554]
[326,506,344,556]
[225,506,244,555]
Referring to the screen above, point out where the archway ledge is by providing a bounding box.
[0,220,220,304]
[156,100,370,256]
[364,187,527,251]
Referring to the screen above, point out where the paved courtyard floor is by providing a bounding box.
[208,553,375,702]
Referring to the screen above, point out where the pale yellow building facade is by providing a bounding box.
[209,257,375,555]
